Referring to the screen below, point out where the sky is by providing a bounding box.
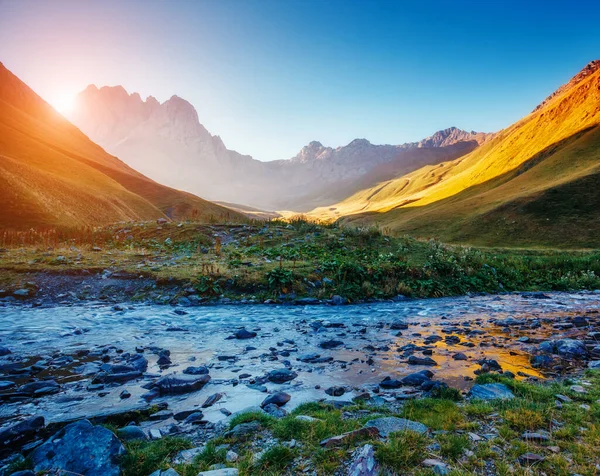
[0,0,599,161]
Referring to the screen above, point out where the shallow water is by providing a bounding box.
[1,291,599,426]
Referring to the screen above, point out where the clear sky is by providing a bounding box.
[0,0,599,161]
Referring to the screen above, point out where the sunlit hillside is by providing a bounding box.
[309,61,600,248]
[0,62,241,229]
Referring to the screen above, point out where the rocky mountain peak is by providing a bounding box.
[535,60,600,112]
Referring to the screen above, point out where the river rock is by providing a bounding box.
[183,365,209,375]
[151,374,211,395]
[347,443,380,476]
[0,416,45,449]
[407,356,437,366]
[267,368,297,383]
[539,339,588,359]
[18,380,60,396]
[401,370,433,386]
[364,417,428,437]
[468,383,514,400]
[31,419,125,476]
[261,392,291,408]
[234,328,257,339]
[319,339,343,349]
[379,376,403,389]
[117,425,148,441]
[202,393,224,408]
[325,386,345,396]
[0,380,15,391]
[0,347,11,356]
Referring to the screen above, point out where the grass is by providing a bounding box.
[1,219,600,303]
[112,371,600,475]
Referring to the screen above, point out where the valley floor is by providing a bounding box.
[0,220,599,306]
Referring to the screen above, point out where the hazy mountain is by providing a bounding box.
[71,87,490,211]
[309,60,600,248]
[0,62,241,229]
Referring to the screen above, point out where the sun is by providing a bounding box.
[50,93,75,116]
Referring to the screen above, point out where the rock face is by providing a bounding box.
[364,417,428,437]
[468,383,514,400]
[70,85,487,210]
[31,420,125,476]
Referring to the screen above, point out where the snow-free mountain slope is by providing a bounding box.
[71,87,490,211]
[315,60,600,248]
[0,62,240,229]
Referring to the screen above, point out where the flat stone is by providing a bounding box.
[202,393,224,408]
[522,431,550,443]
[407,356,437,366]
[320,427,379,448]
[183,366,209,375]
[347,444,380,476]
[468,383,514,400]
[364,417,428,437]
[196,469,238,476]
[0,415,45,448]
[224,421,260,440]
[518,453,545,465]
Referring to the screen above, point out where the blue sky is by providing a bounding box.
[0,0,599,161]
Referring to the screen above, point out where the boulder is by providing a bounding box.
[325,386,345,397]
[17,380,59,396]
[31,420,125,476]
[468,383,514,400]
[364,417,428,437]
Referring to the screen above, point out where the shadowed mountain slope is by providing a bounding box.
[0,62,241,229]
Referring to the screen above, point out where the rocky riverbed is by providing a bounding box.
[1,291,600,474]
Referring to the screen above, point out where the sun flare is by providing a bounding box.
[50,93,75,115]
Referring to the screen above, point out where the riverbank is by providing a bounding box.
[1,220,600,306]
[1,292,600,474]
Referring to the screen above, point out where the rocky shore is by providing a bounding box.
[2,291,600,474]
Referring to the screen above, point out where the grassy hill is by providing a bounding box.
[310,61,600,248]
[0,62,241,229]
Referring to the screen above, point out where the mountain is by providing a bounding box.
[71,87,489,211]
[0,62,241,229]
[309,60,600,248]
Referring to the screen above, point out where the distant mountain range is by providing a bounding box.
[0,62,241,229]
[309,60,600,248]
[70,87,490,211]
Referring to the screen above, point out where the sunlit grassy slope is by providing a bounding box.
[310,61,600,248]
[0,62,241,229]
